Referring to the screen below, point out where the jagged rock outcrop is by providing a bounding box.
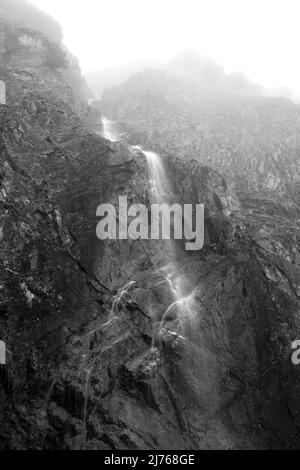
[1,18,300,451]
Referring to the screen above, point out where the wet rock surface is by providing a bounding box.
[0,20,300,450]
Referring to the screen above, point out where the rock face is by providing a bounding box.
[1,18,300,451]
[99,70,300,196]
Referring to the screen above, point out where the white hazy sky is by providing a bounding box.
[30,0,300,92]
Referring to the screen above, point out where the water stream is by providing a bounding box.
[100,116,120,142]
[99,117,195,333]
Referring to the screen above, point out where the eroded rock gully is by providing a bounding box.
[0,19,300,450]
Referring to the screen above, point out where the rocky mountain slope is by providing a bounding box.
[1,17,300,450]
[99,69,300,193]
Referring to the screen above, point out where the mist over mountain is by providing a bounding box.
[85,59,163,98]
[86,51,273,99]
[86,50,297,101]
[0,0,62,42]
[167,51,263,95]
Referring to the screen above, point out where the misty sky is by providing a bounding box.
[30,0,300,93]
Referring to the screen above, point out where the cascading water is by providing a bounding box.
[110,281,136,318]
[100,116,119,142]
[136,148,195,330]
[140,149,170,203]
[100,126,195,336]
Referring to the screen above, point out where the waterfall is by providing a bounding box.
[101,116,119,142]
[137,148,195,326]
[100,124,195,334]
[141,150,170,204]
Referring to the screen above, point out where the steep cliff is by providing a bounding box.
[1,18,300,451]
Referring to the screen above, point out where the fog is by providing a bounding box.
[0,0,62,42]
[7,0,300,97]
